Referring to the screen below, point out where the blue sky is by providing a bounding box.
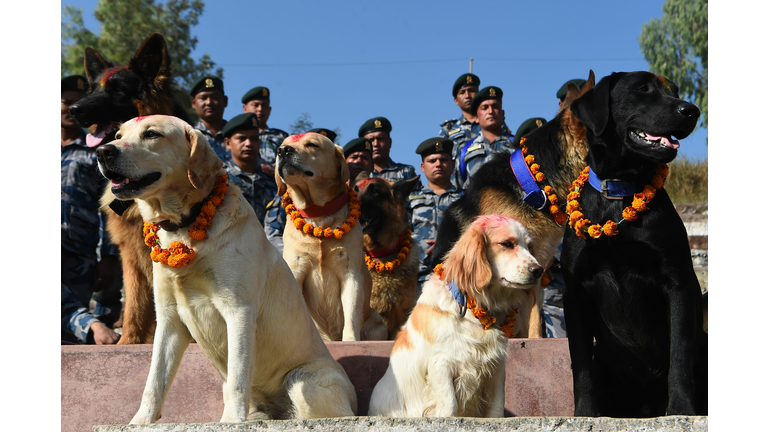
[62,0,708,173]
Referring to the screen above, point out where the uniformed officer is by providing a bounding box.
[556,78,587,113]
[61,75,121,344]
[191,75,229,163]
[438,73,481,162]
[343,137,374,183]
[221,113,277,222]
[453,86,515,189]
[409,137,464,297]
[241,86,289,179]
[358,116,419,184]
[263,135,375,254]
[511,117,548,147]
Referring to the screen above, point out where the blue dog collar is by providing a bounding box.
[509,149,548,210]
[448,281,468,317]
[587,167,651,200]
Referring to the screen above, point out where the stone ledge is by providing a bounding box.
[92,415,708,432]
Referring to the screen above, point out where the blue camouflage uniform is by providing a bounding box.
[438,116,481,162]
[372,160,420,184]
[263,193,286,254]
[61,131,121,326]
[194,119,230,164]
[453,130,516,189]
[409,183,464,297]
[62,283,99,343]
[223,160,276,223]
[259,127,289,169]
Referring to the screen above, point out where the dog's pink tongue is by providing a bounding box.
[646,132,680,149]
[111,179,127,187]
[86,123,117,148]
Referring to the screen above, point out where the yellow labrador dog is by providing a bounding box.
[368,215,542,417]
[275,132,387,341]
[96,116,357,422]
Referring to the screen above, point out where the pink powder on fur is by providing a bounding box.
[290,133,308,142]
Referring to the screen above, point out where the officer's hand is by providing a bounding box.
[261,163,274,177]
[90,321,120,344]
[92,255,118,293]
[425,239,436,255]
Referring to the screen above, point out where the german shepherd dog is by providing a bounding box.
[561,71,707,417]
[70,33,190,344]
[430,71,596,338]
[355,174,422,339]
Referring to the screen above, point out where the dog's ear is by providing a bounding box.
[185,125,222,189]
[335,144,350,185]
[83,47,112,85]
[442,222,492,297]
[570,72,623,137]
[392,176,420,204]
[353,171,370,185]
[129,32,171,81]
[275,165,288,198]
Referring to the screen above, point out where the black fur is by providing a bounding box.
[561,71,707,417]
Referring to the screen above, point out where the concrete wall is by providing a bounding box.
[62,339,573,432]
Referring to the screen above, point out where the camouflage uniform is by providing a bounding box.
[372,160,420,185]
[409,183,464,297]
[259,127,289,169]
[61,283,99,343]
[542,243,568,338]
[223,160,276,223]
[438,116,480,162]
[194,119,231,164]
[61,132,121,325]
[263,193,286,254]
[453,131,516,189]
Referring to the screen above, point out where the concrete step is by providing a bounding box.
[93,415,708,432]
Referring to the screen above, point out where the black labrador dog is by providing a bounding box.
[562,71,707,417]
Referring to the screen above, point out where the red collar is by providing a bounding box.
[366,233,406,258]
[297,191,349,218]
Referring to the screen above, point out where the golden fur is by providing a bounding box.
[98,116,357,423]
[369,215,542,417]
[276,133,387,341]
[355,175,422,339]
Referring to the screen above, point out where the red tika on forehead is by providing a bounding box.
[654,74,673,92]
[100,66,128,88]
[476,214,521,229]
[356,177,378,190]
[290,133,308,142]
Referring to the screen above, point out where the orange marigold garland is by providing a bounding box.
[282,185,360,239]
[433,263,518,337]
[519,138,567,226]
[142,174,228,268]
[365,230,412,273]
[565,164,668,239]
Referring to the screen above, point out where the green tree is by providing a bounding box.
[288,113,342,143]
[639,0,707,129]
[61,0,222,91]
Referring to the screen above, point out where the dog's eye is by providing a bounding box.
[306,143,319,148]
[636,85,651,93]
[500,240,516,249]
[115,133,122,140]
[143,130,163,139]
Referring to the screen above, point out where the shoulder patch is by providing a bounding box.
[466,143,483,153]
[440,118,457,127]
[266,199,275,209]
[448,127,461,135]
[409,194,425,200]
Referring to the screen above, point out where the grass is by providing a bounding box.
[665,156,708,204]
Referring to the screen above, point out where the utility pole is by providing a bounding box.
[469,57,473,73]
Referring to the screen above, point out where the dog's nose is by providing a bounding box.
[529,263,543,279]
[96,144,119,164]
[276,145,294,157]
[68,104,89,126]
[678,102,700,120]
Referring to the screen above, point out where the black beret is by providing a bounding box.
[452,73,480,97]
[514,118,547,140]
[415,137,453,158]
[343,137,373,158]
[241,86,270,103]
[470,86,503,115]
[308,128,337,143]
[221,113,259,138]
[190,76,224,97]
[556,78,587,101]
[358,116,392,137]
[62,75,88,93]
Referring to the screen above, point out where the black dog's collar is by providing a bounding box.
[156,201,205,232]
[108,199,135,216]
[586,167,652,200]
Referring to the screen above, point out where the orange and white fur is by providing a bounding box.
[368,215,542,417]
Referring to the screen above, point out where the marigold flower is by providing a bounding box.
[313,227,324,237]
[341,222,352,233]
[209,196,222,206]
[397,253,406,261]
[569,211,584,224]
[525,155,535,165]
[535,172,546,182]
[632,196,649,212]
[367,259,376,270]
[333,229,344,239]
[567,192,580,202]
[385,262,395,272]
[541,273,551,287]
[375,262,386,273]
[567,201,581,213]
[603,220,619,236]
[588,225,603,238]
[622,206,638,221]
[294,218,305,229]
[554,212,568,226]
[530,163,540,174]
[574,218,591,232]
[323,228,334,238]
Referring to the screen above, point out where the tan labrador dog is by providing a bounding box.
[276,132,387,341]
[96,116,357,422]
[369,215,542,417]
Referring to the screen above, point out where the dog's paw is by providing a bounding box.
[220,403,248,423]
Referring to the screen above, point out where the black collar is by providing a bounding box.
[156,201,205,232]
